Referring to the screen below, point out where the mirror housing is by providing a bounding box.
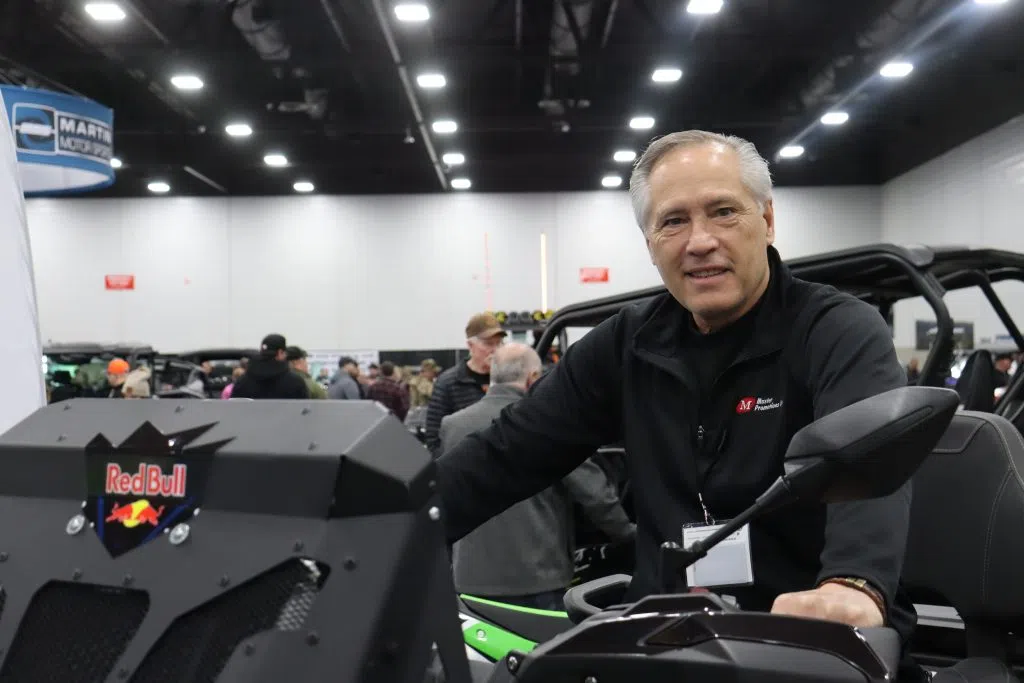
[782,386,960,504]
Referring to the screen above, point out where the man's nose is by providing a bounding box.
[685,220,718,255]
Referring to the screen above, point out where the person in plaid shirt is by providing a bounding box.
[366,361,410,421]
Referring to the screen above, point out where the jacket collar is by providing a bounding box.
[633,245,791,363]
[485,384,526,400]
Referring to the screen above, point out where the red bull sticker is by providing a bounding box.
[83,421,232,558]
[105,463,187,498]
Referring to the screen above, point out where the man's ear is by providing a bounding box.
[763,199,775,245]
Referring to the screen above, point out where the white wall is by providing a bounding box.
[26,186,881,351]
[883,114,1024,350]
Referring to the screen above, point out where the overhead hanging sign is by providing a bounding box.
[0,85,115,196]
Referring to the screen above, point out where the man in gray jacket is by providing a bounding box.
[440,342,635,611]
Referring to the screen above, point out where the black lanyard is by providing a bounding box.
[693,422,729,525]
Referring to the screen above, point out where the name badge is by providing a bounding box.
[682,521,754,589]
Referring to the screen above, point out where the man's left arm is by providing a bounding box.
[773,297,909,627]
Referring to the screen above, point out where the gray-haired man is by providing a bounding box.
[440,342,635,611]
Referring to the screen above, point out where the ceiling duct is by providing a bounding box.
[230,0,291,61]
[797,0,948,111]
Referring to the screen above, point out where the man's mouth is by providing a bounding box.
[687,268,729,280]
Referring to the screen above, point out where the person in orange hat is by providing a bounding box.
[106,358,131,398]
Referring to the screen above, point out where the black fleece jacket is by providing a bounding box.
[436,246,916,642]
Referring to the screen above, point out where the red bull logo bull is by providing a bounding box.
[105,463,187,498]
[106,500,165,528]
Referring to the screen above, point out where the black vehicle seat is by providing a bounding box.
[955,350,997,412]
[902,411,1024,680]
[458,594,573,645]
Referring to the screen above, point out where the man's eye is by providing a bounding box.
[663,217,685,226]
[715,207,736,217]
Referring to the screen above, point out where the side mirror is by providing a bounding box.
[782,386,960,504]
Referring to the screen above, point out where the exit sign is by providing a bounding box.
[579,267,610,283]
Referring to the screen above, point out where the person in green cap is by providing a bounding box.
[287,346,327,400]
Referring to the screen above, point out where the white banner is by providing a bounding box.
[0,91,45,435]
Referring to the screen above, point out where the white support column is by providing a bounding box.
[0,91,45,434]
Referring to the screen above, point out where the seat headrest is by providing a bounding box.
[903,412,1024,620]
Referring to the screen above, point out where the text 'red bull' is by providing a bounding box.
[105,463,187,498]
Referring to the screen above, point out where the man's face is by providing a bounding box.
[996,358,1012,372]
[644,143,775,333]
[107,372,126,387]
[293,358,309,374]
[344,362,359,378]
[468,334,503,371]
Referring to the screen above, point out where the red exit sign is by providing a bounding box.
[105,274,135,290]
[579,267,610,283]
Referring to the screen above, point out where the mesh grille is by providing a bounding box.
[131,558,330,683]
[0,582,148,683]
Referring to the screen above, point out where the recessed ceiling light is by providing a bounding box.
[613,150,636,163]
[394,3,430,22]
[820,111,850,126]
[779,145,805,159]
[293,181,315,193]
[651,68,683,83]
[263,153,288,167]
[110,157,123,169]
[84,2,126,22]
[629,116,655,130]
[225,123,252,137]
[879,61,913,78]
[148,181,170,193]
[686,0,724,15]
[170,74,204,90]
[416,73,446,89]
[442,152,465,165]
[602,175,623,188]
[432,120,458,134]
[451,178,472,190]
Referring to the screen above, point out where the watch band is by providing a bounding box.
[818,577,887,623]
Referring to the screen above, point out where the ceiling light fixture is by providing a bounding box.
[170,74,204,90]
[110,157,123,169]
[84,2,126,22]
[442,152,465,165]
[147,181,170,193]
[394,3,430,22]
[686,0,724,15]
[416,73,446,89]
[293,181,315,193]
[879,61,914,78]
[451,178,472,190]
[613,150,637,163]
[820,111,850,126]
[779,145,805,159]
[602,175,623,188]
[225,123,253,137]
[263,153,288,167]
[629,116,655,130]
[651,68,683,83]
[432,120,458,134]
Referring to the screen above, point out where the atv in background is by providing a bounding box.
[44,342,156,402]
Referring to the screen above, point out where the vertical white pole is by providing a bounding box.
[540,232,549,312]
[0,92,45,434]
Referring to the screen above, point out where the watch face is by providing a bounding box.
[83,421,233,558]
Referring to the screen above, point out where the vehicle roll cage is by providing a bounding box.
[536,244,1024,410]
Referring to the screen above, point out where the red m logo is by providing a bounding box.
[736,397,756,414]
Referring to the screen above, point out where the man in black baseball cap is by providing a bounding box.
[231,334,309,399]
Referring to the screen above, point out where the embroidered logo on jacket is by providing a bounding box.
[736,396,784,414]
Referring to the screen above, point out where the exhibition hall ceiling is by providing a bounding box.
[3,0,1023,196]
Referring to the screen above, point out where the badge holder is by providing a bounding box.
[658,503,760,594]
